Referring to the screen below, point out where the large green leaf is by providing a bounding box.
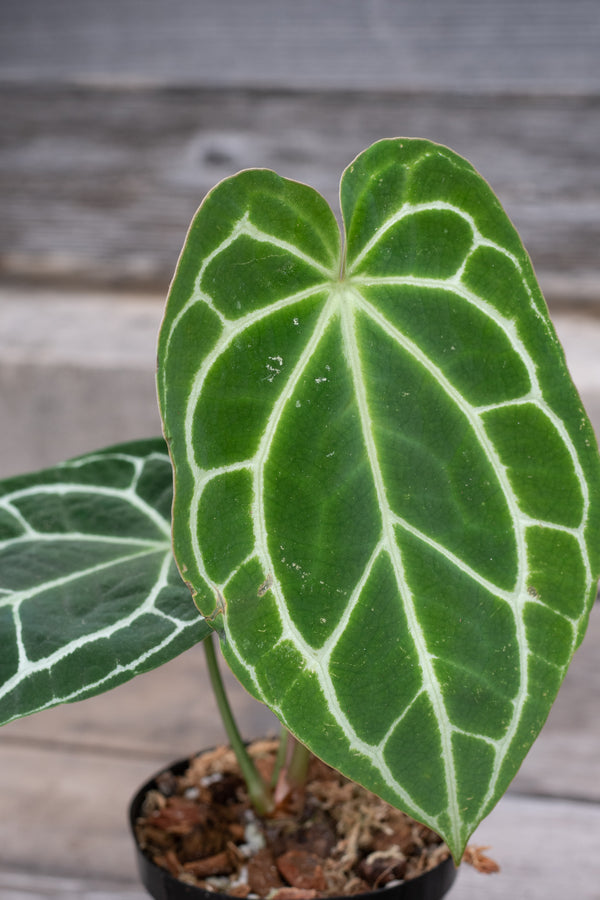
[0,439,208,726]
[158,138,600,859]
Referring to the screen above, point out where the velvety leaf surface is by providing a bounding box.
[158,139,600,859]
[0,439,208,725]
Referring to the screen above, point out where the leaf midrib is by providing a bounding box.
[338,285,461,847]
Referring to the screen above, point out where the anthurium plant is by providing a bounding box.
[1,139,599,864]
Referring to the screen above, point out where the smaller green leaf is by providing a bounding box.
[0,439,208,726]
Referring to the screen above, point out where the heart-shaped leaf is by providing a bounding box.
[0,439,208,726]
[158,138,600,859]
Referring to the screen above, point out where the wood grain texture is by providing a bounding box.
[1,0,599,93]
[0,870,146,899]
[1,86,599,303]
[0,3,598,891]
[458,794,600,899]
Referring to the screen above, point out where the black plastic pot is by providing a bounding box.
[129,755,458,900]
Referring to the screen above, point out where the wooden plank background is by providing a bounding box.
[1,0,599,303]
[1,1,599,896]
[1,0,599,93]
[1,86,599,305]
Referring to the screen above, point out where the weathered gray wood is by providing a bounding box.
[458,794,600,899]
[0,288,163,477]
[0,742,157,882]
[1,0,599,93]
[1,3,598,896]
[0,870,147,898]
[0,647,276,882]
[1,87,599,302]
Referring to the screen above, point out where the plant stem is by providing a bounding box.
[203,632,274,815]
[273,731,311,805]
[287,735,311,785]
[271,725,289,787]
